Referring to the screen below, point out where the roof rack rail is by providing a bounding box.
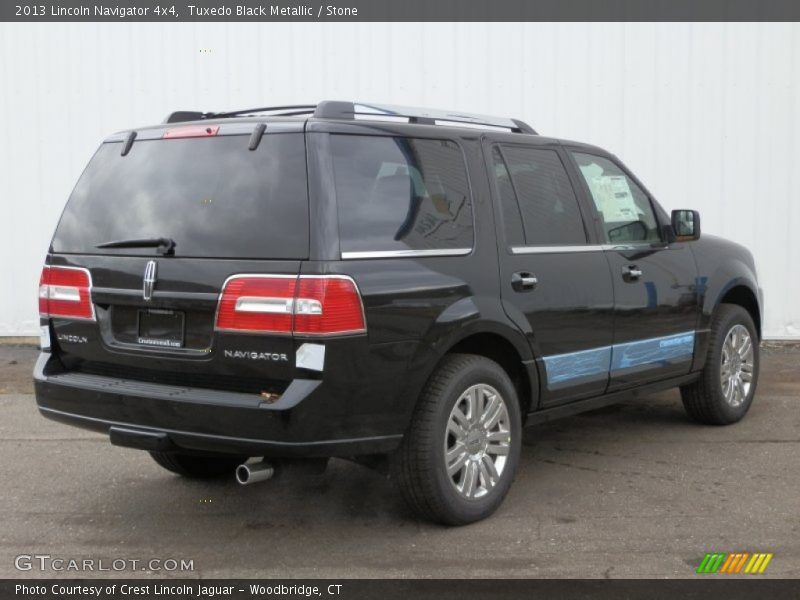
[164,101,537,134]
[213,105,318,118]
[314,101,537,134]
[164,105,318,124]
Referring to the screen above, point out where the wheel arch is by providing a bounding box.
[718,284,762,340]
[692,246,762,371]
[446,331,537,418]
[407,317,539,422]
[692,237,761,339]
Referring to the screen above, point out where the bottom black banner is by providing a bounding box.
[2,579,800,600]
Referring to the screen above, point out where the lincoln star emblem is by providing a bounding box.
[143,260,157,301]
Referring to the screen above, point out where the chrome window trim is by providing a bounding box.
[510,243,660,255]
[601,243,663,251]
[341,248,473,260]
[510,245,604,255]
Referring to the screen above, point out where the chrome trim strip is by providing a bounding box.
[510,245,604,255]
[510,243,663,255]
[341,248,472,260]
[601,243,662,251]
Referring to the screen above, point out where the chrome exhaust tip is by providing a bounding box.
[235,461,275,485]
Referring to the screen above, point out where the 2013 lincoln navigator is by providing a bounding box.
[34,101,763,524]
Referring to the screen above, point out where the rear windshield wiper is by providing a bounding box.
[96,237,176,256]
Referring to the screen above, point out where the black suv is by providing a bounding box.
[35,101,762,524]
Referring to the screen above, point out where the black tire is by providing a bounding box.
[149,451,247,479]
[680,304,760,425]
[392,353,522,525]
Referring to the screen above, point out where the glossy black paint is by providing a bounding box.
[484,139,616,407]
[499,250,615,405]
[34,115,762,459]
[603,243,698,388]
[688,233,762,371]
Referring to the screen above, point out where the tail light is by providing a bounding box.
[294,277,366,335]
[215,276,297,333]
[163,125,220,139]
[39,266,95,321]
[215,275,366,336]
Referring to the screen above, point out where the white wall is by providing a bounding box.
[1,22,798,338]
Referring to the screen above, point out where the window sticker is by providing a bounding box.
[580,165,640,223]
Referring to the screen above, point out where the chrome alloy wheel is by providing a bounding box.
[444,384,511,499]
[720,324,755,408]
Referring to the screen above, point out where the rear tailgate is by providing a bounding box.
[43,123,309,393]
[46,256,302,393]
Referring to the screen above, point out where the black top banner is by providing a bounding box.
[4,0,800,22]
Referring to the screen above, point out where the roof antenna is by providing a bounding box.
[248,123,267,151]
[121,131,137,156]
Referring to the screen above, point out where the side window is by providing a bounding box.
[572,152,661,244]
[494,145,587,246]
[491,147,525,246]
[331,135,473,255]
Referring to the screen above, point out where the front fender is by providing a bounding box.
[691,237,760,370]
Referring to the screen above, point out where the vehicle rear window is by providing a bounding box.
[52,133,309,259]
[331,135,473,256]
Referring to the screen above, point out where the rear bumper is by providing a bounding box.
[33,353,402,457]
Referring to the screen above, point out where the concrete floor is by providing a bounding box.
[0,344,797,578]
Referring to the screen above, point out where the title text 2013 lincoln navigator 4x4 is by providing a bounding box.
[34,101,762,524]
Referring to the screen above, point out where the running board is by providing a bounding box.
[525,373,700,426]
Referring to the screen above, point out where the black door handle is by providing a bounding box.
[623,265,643,281]
[511,271,538,292]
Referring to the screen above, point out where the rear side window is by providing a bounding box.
[491,147,525,246]
[331,135,473,256]
[52,133,309,259]
[493,146,587,246]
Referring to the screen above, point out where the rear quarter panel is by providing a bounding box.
[306,128,533,435]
